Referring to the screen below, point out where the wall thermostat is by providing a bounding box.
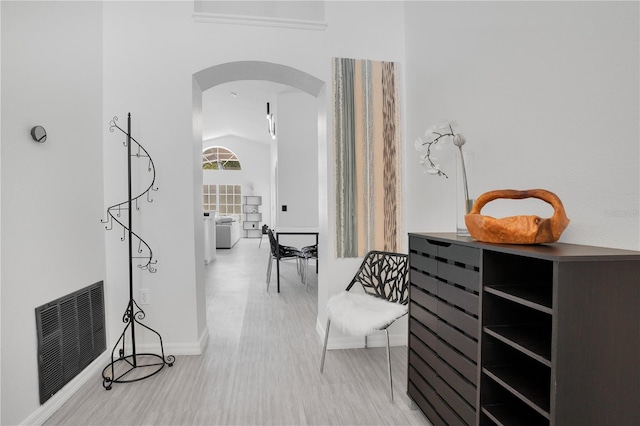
[30,126,47,143]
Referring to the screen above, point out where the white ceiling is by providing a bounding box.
[202,79,298,145]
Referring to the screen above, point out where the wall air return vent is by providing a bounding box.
[35,281,106,404]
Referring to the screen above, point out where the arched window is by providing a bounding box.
[202,146,241,170]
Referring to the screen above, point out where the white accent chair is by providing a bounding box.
[320,250,409,402]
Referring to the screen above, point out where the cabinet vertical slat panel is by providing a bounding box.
[412,351,476,425]
[411,271,438,294]
[437,339,478,386]
[409,235,439,257]
[438,281,479,315]
[410,253,438,275]
[437,243,480,268]
[408,382,447,426]
[410,302,438,333]
[410,367,468,426]
[438,319,478,362]
[410,332,438,364]
[410,318,438,350]
[433,351,477,407]
[411,285,438,313]
[436,300,478,339]
[408,233,480,425]
[438,262,479,292]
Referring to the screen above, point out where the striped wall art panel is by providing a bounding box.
[333,57,402,258]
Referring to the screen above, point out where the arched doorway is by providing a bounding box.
[191,61,327,334]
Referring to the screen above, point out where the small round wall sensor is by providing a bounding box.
[30,126,47,143]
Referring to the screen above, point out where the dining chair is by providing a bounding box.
[320,250,409,402]
[299,243,318,290]
[258,224,269,248]
[266,227,303,292]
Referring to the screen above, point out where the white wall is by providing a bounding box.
[276,91,319,228]
[102,1,206,357]
[320,1,408,346]
[101,0,409,362]
[202,134,272,228]
[404,1,640,250]
[0,2,105,424]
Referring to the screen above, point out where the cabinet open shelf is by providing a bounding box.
[484,325,551,366]
[481,368,550,426]
[482,366,550,418]
[482,292,552,364]
[482,404,549,426]
[484,285,552,314]
[482,330,551,421]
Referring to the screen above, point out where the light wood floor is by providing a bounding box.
[45,238,430,425]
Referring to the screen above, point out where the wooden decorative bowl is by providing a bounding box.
[464,189,570,244]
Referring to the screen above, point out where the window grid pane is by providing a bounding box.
[203,184,218,212]
[202,184,241,217]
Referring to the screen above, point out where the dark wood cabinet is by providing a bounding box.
[407,232,640,426]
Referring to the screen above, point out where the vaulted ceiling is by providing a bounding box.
[202,79,298,145]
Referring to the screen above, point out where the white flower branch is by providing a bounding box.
[415,122,459,178]
[416,120,472,213]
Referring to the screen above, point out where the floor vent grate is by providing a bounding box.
[35,281,106,404]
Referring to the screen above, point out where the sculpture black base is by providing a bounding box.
[102,352,174,390]
[101,299,175,390]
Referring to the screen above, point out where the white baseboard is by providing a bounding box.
[198,326,209,354]
[22,353,110,426]
[315,317,407,350]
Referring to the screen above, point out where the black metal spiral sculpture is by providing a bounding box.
[101,113,174,390]
[102,115,158,272]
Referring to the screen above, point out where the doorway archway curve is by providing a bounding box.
[193,60,324,96]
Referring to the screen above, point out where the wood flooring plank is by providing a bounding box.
[44,239,430,425]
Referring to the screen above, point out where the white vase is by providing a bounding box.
[456,150,474,236]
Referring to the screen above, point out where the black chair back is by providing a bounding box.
[267,228,300,259]
[345,251,409,304]
[267,227,278,257]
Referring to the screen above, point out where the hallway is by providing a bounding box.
[44,238,429,425]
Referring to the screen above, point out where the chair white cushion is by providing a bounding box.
[326,291,408,336]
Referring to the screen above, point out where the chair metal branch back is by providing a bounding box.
[345,251,409,304]
[267,227,278,256]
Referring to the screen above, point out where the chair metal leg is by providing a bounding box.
[266,256,273,291]
[364,335,368,349]
[302,256,309,290]
[320,318,331,373]
[296,257,302,277]
[385,329,393,403]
